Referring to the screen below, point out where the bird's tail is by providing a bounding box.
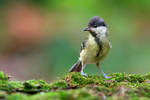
[69,60,82,72]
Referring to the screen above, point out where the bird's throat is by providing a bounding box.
[90,32,97,38]
[89,33,102,57]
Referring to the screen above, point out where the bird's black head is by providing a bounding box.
[83,16,107,32]
[88,16,106,28]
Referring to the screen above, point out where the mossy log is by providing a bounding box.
[0,71,150,100]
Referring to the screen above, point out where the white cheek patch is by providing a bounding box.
[91,26,107,37]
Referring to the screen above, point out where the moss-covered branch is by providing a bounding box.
[0,71,150,100]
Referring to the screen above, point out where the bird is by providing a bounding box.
[69,16,112,78]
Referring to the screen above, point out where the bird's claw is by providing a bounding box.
[81,72,88,76]
[104,75,111,79]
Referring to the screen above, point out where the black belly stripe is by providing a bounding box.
[95,38,102,57]
[90,32,102,57]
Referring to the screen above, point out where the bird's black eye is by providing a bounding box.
[94,25,97,28]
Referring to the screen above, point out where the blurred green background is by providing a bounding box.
[0,0,150,81]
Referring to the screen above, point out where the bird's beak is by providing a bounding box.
[83,27,89,31]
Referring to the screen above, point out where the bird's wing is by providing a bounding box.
[80,38,88,52]
[108,40,112,48]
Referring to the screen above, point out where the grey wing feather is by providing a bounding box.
[80,39,88,52]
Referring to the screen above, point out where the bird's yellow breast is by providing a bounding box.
[80,34,110,64]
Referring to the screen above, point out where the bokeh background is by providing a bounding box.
[0,0,150,81]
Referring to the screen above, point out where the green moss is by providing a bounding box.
[50,80,68,89]
[0,72,9,80]
[6,93,28,100]
[6,89,99,100]
[23,80,50,93]
[0,91,7,98]
[1,71,150,100]
[63,72,96,88]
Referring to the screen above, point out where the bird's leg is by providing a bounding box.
[81,63,87,76]
[96,63,111,79]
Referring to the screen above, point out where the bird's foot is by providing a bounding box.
[99,68,111,79]
[103,75,111,79]
[81,72,88,76]
[102,72,111,79]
